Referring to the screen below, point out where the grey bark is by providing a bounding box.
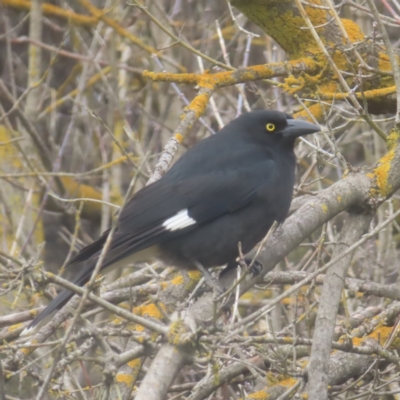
[307,212,374,400]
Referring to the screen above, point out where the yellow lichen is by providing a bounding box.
[368,326,393,345]
[126,358,142,380]
[367,128,400,198]
[133,303,164,319]
[294,103,326,122]
[127,359,142,369]
[143,70,199,85]
[283,75,305,95]
[378,52,392,72]
[247,376,298,399]
[133,324,145,332]
[351,326,400,349]
[167,320,186,346]
[321,204,328,214]
[171,275,184,286]
[386,127,400,151]
[112,317,123,325]
[174,133,184,143]
[187,270,202,281]
[132,302,165,332]
[8,323,23,332]
[247,389,270,400]
[115,373,134,386]
[186,92,211,119]
[369,149,395,197]
[20,347,34,356]
[279,377,298,388]
[304,0,330,26]
[341,18,365,42]
[0,0,97,27]
[352,337,364,346]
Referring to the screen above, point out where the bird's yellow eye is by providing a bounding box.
[266,123,275,132]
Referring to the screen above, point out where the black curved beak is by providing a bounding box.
[282,119,320,138]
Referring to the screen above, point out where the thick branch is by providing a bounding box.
[307,212,374,400]
[134,345,189,400]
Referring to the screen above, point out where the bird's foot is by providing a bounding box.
[244,258,263,276]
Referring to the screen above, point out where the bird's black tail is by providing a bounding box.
[21,264,94,336]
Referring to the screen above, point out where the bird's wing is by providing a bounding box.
[118,168,268,232]
[21,165,273,335]
[67,164,274,269]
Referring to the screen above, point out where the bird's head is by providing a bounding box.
[234,110,320,147]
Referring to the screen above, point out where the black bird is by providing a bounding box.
[22,110,319,335]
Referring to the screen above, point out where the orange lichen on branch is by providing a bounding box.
[174,133,184,143]
[19,343,36,356]
[280,377,299,388]
[133,303,165,320]
[8,323,23,332]
[245,376,299,399]
[132,302,165,332]
[341,18,365,42]
[283,75,306,94]
[144,59,322,122]
[115,358,142,394]
[319,86,397,101]
[369,151,394,197]
[386,127,400,151]
[350,325,400,350]
[115,373,134,387]
[143,59,318,88]
[169,270,202,292]
[367,128,400,198]
[171,275,184,286]
[143,71,200,86]
[230,0,398,117]
[378,52,393,72]
[367,326,393,345]
[76,0,159,55]
[187,269,202,282]
[127,358,142,370]
[294,103,327,122]
[187,91,212,119]
[0,0,97,27]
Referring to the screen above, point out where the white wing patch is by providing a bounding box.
[162,209,196,231]
[20,326,34,336]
